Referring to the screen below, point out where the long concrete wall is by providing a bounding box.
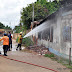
[36,4,72,60]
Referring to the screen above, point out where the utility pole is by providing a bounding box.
[32,3,34,22]
[31,3,34,30]
[69,25,71,65]
[9,22,11,30]
[32,3,35,44]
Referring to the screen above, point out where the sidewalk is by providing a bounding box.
[0,39,71,72]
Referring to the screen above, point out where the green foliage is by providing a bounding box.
[0,22,5,29]
[44,53,54,58]
[13,23,26,34]
[22,37,34,47]
[14,26,21,33]
[20,0,60,29]
[16,37,19,42]
[63,64,72,69]
[14,0,60,32]
[4,25,12,30]
[46,1,60,14]
[20,2,49,29]
[0,22,12,30]
[56,57,72,70]
[37,0,60,14]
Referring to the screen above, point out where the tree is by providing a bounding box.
[20,2,49,29]
[13,26,20,33]
[4,25,12,30]
[0,22,5,29]
[13,0,61,33]
[37,0,60,14]
[0,22,12,30]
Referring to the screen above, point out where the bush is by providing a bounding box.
[16,37,19,42]
[22,37,34,47]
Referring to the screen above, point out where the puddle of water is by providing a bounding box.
[0,45,4,54]
[0,43,25,55]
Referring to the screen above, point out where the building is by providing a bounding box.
[30,1,72,60]
[0,29,13,37]
[0,29,5,36]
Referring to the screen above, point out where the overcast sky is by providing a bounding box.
[0,0,54,29]
[0,0,37,29]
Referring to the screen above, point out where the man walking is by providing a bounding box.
[8,32,12,51]
[16,32,23,50]
[0,33,9,56]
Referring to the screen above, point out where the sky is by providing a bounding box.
[0,0,37,29]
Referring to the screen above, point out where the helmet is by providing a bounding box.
[20,32,22,34]
[4,33,7,36]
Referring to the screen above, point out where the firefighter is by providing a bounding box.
[16,32,23,50]
[0,33,9,56]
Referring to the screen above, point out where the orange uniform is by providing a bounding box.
[0,36,9,45]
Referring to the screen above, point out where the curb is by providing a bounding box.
[0,55,59,72]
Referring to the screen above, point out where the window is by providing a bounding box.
[50,27,53,42]
[38,27,53,42]
[63,26,71,42]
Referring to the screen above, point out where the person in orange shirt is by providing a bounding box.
[0,33,9,56]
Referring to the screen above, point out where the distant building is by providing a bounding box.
[0,29,13,37]
[0,29,5,36]
[5,29,13,34]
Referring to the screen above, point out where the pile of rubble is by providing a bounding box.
[26,45,51,55]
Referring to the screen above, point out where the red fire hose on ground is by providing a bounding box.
[0,55,58,72]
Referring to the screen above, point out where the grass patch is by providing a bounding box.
[56,57,72,71]
[63,64,72,69]
[45,54,72,70]
[44,53,54,58]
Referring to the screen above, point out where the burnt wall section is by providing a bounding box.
[38,27,53,42]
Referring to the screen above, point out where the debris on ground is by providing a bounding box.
[26,45,52,55]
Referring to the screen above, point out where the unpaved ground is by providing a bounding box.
[0,38,71,72]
